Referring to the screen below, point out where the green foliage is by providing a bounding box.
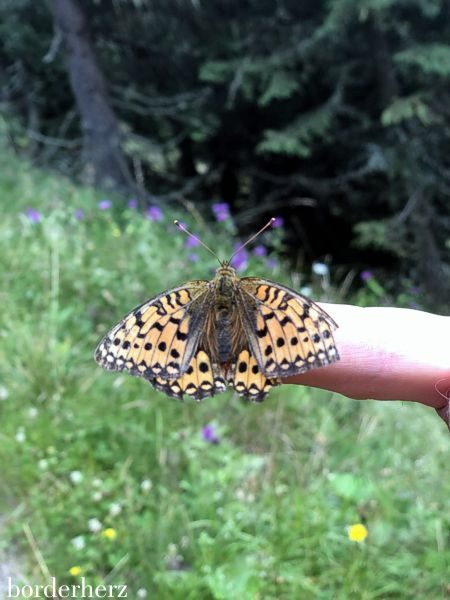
[258,70,300,107]
[381,94,436,126]
[257,102,335,158]
[395,43,450,78]
[0,143,449,597]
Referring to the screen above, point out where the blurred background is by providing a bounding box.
[0,0,449,598]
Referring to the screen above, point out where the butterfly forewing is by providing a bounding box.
[95,281,212,380]
[237,278,339,378]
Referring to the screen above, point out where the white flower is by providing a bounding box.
[15,428,26,443]
[140,479,152,493]
[69,471,83,484]
[235,488,246,501]
[71,535,86,551]
[137,589,148,599]
[38,459,49,470]
[0,386,9,400]
[312,262,329,276]
[109,503,122,517]
[27,407,38,419]
[88,518,102,533]
[92,478,103,488]
[92,491,103,502]
[300,286,312,297]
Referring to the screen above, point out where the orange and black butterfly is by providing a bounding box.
[95,219,339,402]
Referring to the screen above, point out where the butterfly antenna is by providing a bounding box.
[228,218,276,261]
[174,220,222,264]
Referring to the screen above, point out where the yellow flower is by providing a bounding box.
[69,565,82,576]
[348,523,368,543]
[101,527,117,540]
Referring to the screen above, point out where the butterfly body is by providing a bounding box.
[95,262,339,402]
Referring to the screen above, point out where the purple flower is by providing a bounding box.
[360,270,373,282]
[24,208,41,223]
[74,209,85,220]
[272,216,284,228]
[98,199,112,210]
[212,202,231,222]
[128,199,138,209]
[185,236,200,248]
[253,245,267,257]
[146,205,163,221]
[201,424,220,444]
[188,253,199,263]
[410,286,421,295]
[265,258,278,269]
[231,248,248,271]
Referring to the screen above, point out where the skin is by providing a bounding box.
[285,304,450,431]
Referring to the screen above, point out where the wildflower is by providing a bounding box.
[69,566,82,577]
[27,407,38,419]
[137,589,148,599]
[201,424,220,444]
[111,226,121,238]
[128,198,138,209]
[74,209,85,220]
[92,478,103,488]
[101,528,117,540]
[212,202,231,222]
[0,386,8,400]
[360,270,373,282]
[92,491,103,502]
[253,245,267,257]
[230,248,248,271]
[185,236,200,248]
[69,470,83,485]
[146,205,163,221]
[15,428,26,443]
[272,216,284,228]
[71,536,86,551]
[300,286,312,297]
[410,285,421,295]
[109,503,122,517]
[24,208,41,223]
[98,199,112,210]
[312,262,329,277]
[140,479,153,493]
[265,258,278,270]
[188,253,199,263]
[38,459,49,470]
[348,523,368,543]
[87,518,102,533]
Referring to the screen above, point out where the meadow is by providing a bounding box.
[0,143,448,599]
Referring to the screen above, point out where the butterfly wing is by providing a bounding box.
[149,349,227,401]
[227,348,280,402]
[236,278,339,378]
[95,281,214,381]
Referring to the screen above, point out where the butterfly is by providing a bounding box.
[95,219,339,402]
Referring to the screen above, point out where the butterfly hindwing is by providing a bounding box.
[237,278,339,378]
[150,349,227,401]
[95,282,213,380]
[229,349,280,402]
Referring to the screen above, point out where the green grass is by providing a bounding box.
[0,142,448,599]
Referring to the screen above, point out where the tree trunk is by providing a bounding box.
[49,0,132,192]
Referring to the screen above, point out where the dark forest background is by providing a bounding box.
[1,0,449,308]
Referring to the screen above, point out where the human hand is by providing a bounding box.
[285,304,450,431]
